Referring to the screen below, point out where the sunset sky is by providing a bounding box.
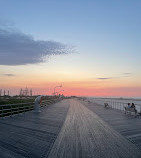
[0,0,141,97]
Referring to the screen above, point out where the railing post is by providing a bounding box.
[2,106,3,118]
[18,104,19,115]
[123,103,125,111]
[11,105,12,117]
[23,104,25,113]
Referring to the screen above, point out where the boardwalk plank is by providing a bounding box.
[0,100,69,158]
[84,99,141,150]
[0,99,141,158]
[48,99,141,158]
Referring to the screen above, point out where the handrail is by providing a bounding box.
[92,98,141,113]
[0,98,62,118]
[0,102,34,118]
[0,102,34,107]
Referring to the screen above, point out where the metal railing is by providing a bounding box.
[93,99,141,113]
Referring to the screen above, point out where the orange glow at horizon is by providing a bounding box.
[63,87,141,97]
[1,81,141,97]
[1,66,141,97]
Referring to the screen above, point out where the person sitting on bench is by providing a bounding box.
[130,103,137,114]
[104,103,109,108]
[127,103,131,108]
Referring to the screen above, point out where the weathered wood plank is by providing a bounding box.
[84,99,141,150]
[48,99,141,158]
[0,99,141,158]
[0,100,69,158]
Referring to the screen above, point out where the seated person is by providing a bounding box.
[131,103,135,108]
[131,103,137,114]
[127,103,131,108]
[104,103,109,108]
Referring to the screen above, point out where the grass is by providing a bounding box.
[0,95,61,117]
[0,97,35,105]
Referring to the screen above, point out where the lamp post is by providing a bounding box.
[56,90,64,96]
[53,85,62,96]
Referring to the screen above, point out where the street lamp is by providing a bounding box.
[56,90,64,96]
[53,85,62,95]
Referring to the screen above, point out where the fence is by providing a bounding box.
[92,98,141,113]
[0,102,34,117]
[41,98,60,107]
[0,98,61,118]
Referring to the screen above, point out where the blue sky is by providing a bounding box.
[1,0,140,58]
[0,0,141,96]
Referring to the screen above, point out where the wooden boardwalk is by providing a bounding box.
[48,99,141,158]
[0,100,69,158]
[0,99,141,158]
[83,100,141,151]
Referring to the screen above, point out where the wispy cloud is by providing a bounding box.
[123,73,132,75]
[0,27,73,65]
[3,74,15,77]
[96,78,111,80]
[122,73,132,77]
[97,73,132,80]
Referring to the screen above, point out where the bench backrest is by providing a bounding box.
[125,107,136,112]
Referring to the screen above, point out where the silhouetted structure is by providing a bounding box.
[19,87,33,96]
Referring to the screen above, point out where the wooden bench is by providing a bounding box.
[124,107,137,117]
[104,103,110,108]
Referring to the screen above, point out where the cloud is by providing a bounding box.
[0,28,73,65]
[3,74,15,77]
[122,73,132,77]
[96,78,111,80]
[123,73,132,75]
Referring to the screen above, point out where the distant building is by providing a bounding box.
[30,89,32,96]
[0,89,2,96]
[19,87,32,96]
